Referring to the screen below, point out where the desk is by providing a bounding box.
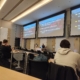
[10,51,38,73]
[0,66,40,80]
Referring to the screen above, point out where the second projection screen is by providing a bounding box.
[38,13,65,37]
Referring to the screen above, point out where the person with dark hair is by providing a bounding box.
[42,44,45,49]
[1,39,12,60]
[54,39,80,79]
[41,44,46,52]
[60,39,70,48]
[49,39,80,79]
[34,44,41,51]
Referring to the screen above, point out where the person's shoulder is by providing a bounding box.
[1,45,5,47]
[70,51,80,57]
[7,45,11,47]
[7,45,11,49]
[1,45,6,49]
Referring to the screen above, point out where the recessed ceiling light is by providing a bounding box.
[75,21,77,22]
[11,0,52,22]
[75,26,77,27]
[0,0,7,10]
[0,27,3,29]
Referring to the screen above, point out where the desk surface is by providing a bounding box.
[0,67,40,80]
[12,50,25,53]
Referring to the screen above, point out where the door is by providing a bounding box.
[15,38,20,48]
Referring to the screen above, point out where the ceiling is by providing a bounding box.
[0,0,80,25]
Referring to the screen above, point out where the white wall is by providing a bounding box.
[55,38,65,51]
[0,20,22,47]
[20,38,25,48]
[15,25,22,38]
[40,39,47,47]
[0,27,8,41]
[30,39,35,49]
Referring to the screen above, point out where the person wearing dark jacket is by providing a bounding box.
[1,39,12,60]
[0,41,2,52]
[42,44,45,49]
[42,44,46,52]
[0,41,2,59]
[0,41,2,47]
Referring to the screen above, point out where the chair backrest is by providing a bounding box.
[30,49,35,52]
[37,50,42,54]
[46,63,78,80]
[28,53,35,59]
[28,59,48,79]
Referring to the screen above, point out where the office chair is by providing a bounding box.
[28,59,48,79]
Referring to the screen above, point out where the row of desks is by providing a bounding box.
[0,66,40,80]
[10,50,38,73]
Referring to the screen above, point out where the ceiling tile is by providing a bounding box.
[0,0,21,19]
[4,0,38,20]
[14,0,80,25]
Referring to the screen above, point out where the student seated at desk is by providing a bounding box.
[1,39,12,60]
[49,39,80,79]
[42,44,46,50]
[34,44,41,52]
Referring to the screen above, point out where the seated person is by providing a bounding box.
[0,41,2,48]
[42,44,46,52]
[34,44,41,51]
[42,44,45,49]
[49,39,80,79]
[1,39,12,60]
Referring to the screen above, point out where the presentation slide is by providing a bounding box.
[23,23,36,38]
[38,13,65,37]
[70,8,80,36]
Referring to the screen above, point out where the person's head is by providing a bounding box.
[3,39,8,45]
[60,39,70,48]
[35,43,38,47]
[0,41,2,46]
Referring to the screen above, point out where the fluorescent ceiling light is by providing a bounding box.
[11,0,52,22]
[0,0,7,10]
